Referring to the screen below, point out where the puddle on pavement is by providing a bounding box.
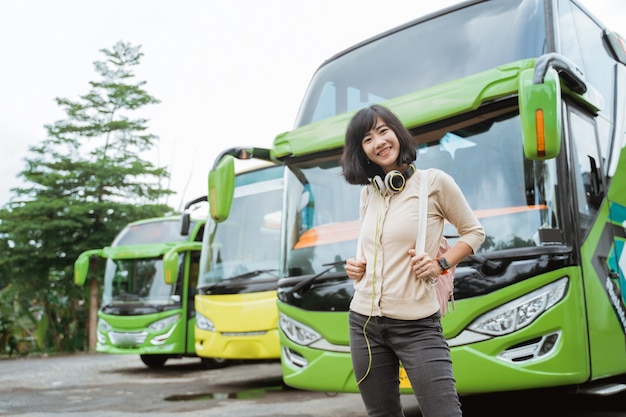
[165,377,286,402]
[165,385,284,401]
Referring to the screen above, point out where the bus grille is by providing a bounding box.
[109,331,148,347]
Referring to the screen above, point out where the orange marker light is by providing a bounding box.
[618,34,626,54]
[535,109,545,158]
[210,188,217,220]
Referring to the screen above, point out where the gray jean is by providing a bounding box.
[349,310,462,417]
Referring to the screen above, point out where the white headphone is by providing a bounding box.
[371,164,416,196]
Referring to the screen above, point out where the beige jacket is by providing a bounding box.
[350,168,485,320]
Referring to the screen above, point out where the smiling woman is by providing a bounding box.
[341,104,483,417]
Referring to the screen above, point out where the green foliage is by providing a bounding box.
[0,285,41,357]
[0,286,20,357]
[0,41,176,355]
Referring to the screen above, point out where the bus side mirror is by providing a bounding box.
[181,213,190,236]
[74,249,104,286]
[519,67,562,160]
[181,195,208,236]
[162,242,202,285]
[208,155,236,223]
[605,29,626,66]
[163,249,179,285]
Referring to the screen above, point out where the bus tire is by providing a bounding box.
[200,357,230,369]
[140,354,168,368]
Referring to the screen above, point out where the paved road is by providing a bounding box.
[0,353,403,417]
[1,353,626,416]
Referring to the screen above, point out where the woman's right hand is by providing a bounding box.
[345,257,366,281]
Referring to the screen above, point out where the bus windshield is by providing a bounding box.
[294,0,546,127]
[199,168,284,286]
[283,111,560,279]
[102,257,179,306]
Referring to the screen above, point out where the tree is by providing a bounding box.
[0,41,175,354]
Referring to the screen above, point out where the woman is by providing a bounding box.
[342,104,484,417]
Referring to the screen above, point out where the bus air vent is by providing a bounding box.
[497,331,561,363]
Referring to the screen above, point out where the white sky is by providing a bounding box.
[1,0,623,211]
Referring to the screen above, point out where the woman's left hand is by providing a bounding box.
[408,249,439,280]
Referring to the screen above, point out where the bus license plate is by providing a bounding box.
[399,367,412,388]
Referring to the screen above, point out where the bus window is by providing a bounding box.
[558,0,617,120]
[113,219,187,246]
[105,258,175,305]
[568,109,604,240]
[295,0,546,126]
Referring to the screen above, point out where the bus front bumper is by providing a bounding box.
[195,327,280,359]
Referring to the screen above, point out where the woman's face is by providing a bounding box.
[361,117,401,173]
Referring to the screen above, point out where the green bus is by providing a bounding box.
[74,199,219,368]
[208,0,626,396]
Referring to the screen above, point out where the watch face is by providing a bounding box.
[438,257,450,270]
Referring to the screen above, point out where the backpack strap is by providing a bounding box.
[415,170,429,254]
[355,186,372,259]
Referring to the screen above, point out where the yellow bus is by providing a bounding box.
[194,162,284,364]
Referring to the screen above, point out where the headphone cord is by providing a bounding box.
[356,203,381,385]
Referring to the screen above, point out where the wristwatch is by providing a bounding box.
[437,257,451,274]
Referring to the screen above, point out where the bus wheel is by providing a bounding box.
[200,357,229,369]
[140,354,168,368]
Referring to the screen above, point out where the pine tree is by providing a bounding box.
[0,41,174,353]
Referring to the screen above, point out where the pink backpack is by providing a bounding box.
[434,236,455,316]
[417,170,456,316]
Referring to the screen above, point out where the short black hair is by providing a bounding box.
[340,104,416,185]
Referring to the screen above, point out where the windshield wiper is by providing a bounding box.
[226,269,278,281]
[288,259,346,298]
[198,269,278,291]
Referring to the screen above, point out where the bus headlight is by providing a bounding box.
[195,312,215,331]
[148,314,180,332]
[97,319,110,343]
[98,318,112,333]
[279,313,321,346]
[468,277,568,336]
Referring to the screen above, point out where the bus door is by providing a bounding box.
[185,251,201,353]
[555,0,626,380]
[605,64,626,339]
[567,103,626,378]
